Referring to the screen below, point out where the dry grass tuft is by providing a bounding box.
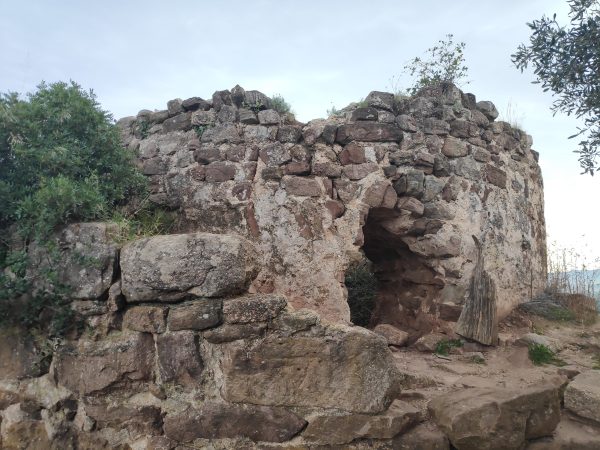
[558,293,598,325]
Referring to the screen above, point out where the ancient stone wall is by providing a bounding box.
[0,83,551,449]
[119,82,546,335]
[0,224,404,449]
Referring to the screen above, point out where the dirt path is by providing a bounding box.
[391,311,600,414]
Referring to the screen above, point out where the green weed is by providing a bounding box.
[110,203,175,244]
[470,355,486,364]
[194,124,208,139]
[434,339,463,356]
[528,343,566,366]
[136,119,151,139]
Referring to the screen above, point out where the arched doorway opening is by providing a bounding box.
[346,206,447,342]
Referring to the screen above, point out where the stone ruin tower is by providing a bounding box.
[0,83,548,449]
[121,82,546,342]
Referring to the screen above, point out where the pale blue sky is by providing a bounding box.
[1,0,598,267]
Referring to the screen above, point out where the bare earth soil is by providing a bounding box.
[390,310,600,446]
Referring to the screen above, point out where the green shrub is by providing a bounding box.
[345,259,378,327]
[0,81,146,239]
[270,94,292,115]
[434,339,463,356]
[0,81,147,334]
[326,105,340,117]
[528,343,566,366]
[356,98,369,108]
[403,34,469,95]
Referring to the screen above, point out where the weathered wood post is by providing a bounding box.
[456,235,498,345]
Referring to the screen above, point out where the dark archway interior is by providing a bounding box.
[357,207,444,340]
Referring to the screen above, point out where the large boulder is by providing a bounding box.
[564,371,600,424]
[120,232,258,302]
[28,222,119,299]
[222,325,400,413]
[429,382,562,450]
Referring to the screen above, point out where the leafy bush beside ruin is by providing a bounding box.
[270,94,292,115]
[0,81,146,334]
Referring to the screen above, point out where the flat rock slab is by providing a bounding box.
[83,402,163,436]
[163,402,306,443]
[54,331,154,395]
[222,326,399,413]
[303,400,419,444]
[429,382,562,450]
[120,232,258,302]
[336,122,403,144]
[564,371,600,424]
[167,299,222,331]
[393,422,450,450]
[222,294,287,324]
[527,414,600,450]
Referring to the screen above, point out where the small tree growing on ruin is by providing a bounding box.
[403,34,469,95]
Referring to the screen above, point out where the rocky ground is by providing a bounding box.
[386,306,600,449]
[1,294,599,449]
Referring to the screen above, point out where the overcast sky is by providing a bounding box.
[1,0,598,268]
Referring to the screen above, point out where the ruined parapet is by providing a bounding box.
[118,82,546,338]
